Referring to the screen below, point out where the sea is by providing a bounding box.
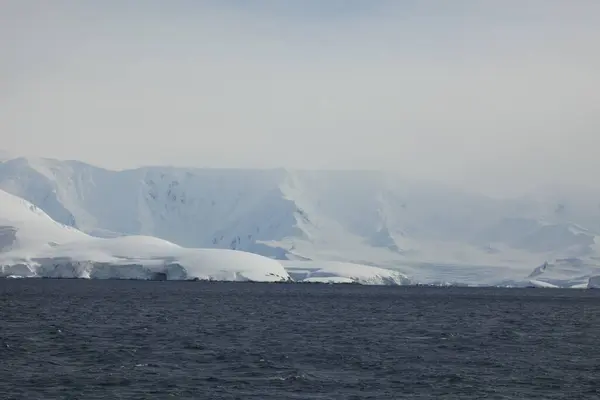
[1,280,599,399]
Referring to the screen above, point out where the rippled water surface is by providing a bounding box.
[1,280,599,399]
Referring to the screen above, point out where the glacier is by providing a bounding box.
[0,189,290,282]
[1,154,600,286]
[284,261,411,285]
[524,258,600,289]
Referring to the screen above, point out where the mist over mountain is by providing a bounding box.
[1,155,598,275]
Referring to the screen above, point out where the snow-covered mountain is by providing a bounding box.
[0,188,291,281]
[0,155,599,280]
[0,185,88,253]
[0,187,412,284]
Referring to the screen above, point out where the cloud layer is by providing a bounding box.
[1,0,599,196]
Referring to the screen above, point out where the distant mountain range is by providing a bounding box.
[0,185,408,284]
[1,154,599,277]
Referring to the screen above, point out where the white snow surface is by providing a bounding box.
[302,276,356,284]
[524,258,600,288]
[2,155,600,286]
[0,189,290,282]
[284,261,411,285]
[528,279,559,288]
[0,188,88,253]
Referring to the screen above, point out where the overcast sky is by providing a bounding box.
[1,0,599,196]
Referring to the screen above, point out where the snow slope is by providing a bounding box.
[284,261,411,285]
[524,257,600,288]
[0,188,88,253]
[0,189,290,282]
[1,156,600,285]
[1,238,291,282]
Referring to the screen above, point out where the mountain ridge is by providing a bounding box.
[1,155,599,271]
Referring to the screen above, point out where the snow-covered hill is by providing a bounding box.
[284,261,411,285]
[1,155,599,284]
[0,188,291,282]
[0,188,88,253]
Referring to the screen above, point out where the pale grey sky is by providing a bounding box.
[1,0,599,196]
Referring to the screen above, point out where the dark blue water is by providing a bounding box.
[1,280,599,399]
